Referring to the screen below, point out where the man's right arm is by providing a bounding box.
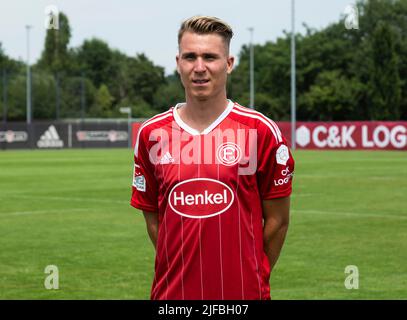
[142,211,159,249]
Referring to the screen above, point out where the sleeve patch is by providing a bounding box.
[276,144,289,165]
[133,164,146,191]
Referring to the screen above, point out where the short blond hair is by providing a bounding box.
[178,15,234,50]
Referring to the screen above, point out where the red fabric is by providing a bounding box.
[131,102,294,300]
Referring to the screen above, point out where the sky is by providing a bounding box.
[0,0,355,75]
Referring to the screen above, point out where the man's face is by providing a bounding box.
[176,31,234,101]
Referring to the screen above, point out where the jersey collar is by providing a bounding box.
[173,100,235,136]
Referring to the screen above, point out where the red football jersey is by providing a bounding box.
[131,100,295,300]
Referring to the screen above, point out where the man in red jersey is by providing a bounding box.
[131,16,295,300]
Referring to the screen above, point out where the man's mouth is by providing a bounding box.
[192,79,210,84]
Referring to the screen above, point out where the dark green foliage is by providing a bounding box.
[1,1,406,121]
[368,21,401,119]
[37,13,72,74]
[229,0,406,121]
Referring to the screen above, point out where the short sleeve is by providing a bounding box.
[130,128,159,212]
[257,128,295,200]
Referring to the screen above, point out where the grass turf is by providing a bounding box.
[0,149,406,299]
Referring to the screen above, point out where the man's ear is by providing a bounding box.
[176,55,180,74]
[227,55,235,74]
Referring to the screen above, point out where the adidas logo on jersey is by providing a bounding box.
[159,151,175,164]
[37,125,64,148]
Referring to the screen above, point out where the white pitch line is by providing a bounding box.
[2,194,129,205]
[292,209,407,220]
[297,174,406,180]
[291,193,317,198]
[2,193,314,205]
[0,208,90,218]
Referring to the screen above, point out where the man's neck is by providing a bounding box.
[178,93,229,133]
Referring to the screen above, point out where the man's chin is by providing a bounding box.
[195,95,210,101]
[190,90,211,101]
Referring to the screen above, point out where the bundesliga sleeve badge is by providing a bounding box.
[133,164,146,192]
[276,144,289,166]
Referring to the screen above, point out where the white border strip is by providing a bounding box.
[234,104,282,142]
[231,109,282,143]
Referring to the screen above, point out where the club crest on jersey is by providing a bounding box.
[276,144,289,166]
[216,142,242,166]
[168,178,234,219]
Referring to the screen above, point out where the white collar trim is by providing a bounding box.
[173,100,235,136]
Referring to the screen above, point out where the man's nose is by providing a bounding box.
[194,58,206,72]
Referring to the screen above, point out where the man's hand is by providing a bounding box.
[142,211,159,249]
[262,197,290,272]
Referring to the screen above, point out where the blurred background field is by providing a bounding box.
[0,148,405,299]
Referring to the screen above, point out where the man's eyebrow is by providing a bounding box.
[181,52,220,58]
[202,53,219,57]
[181,52,196,58]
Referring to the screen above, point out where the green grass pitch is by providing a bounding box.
[0,148,406,299]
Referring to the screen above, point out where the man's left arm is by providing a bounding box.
[262,196,291,273]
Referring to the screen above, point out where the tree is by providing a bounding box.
[368,21,401,120]
[300,71,364,121]
[90,84,114,117]
[4,1,407,121]
[38,12,71,74]
[1,43,28,121]
[0,43,5,69]
[126,53,166,106]
[153,72,185,112]
[5,75,26,121]
[76,38,114,88]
